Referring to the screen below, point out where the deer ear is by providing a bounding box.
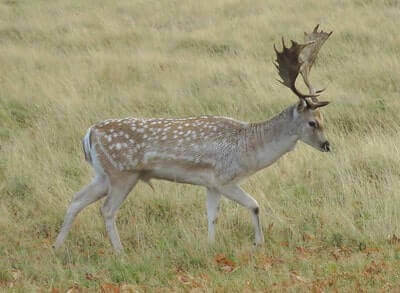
[307,100,330,110]
[314,101,330,108]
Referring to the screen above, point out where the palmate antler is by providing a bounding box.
[300,24,333,97]
[274,25,332,109]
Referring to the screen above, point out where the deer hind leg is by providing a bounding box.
[53,174,109,250]
[101,172,140,253]
[206,187,221,243]
[217,184,264,245]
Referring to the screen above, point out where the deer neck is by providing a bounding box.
[240,105,299,171]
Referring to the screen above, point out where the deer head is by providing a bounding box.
[274,25,332,152]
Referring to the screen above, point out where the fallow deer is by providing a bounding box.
[54,25,332,253]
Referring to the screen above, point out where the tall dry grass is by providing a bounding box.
[1,0,400,291]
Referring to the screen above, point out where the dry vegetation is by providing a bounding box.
[1,0,400,291]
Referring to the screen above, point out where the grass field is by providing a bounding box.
[1,0,400,291]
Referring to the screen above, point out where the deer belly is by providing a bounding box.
[137,149,220,185]
[145,165,215,186]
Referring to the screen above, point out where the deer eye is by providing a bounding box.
[308,121,317,128]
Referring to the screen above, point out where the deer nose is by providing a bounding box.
[321,141,330,152]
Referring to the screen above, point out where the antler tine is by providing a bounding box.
[274,38,318,101]
[300,24,333,97]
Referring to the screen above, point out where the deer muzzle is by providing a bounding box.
[321,141,330,152]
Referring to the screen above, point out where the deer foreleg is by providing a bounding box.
[206,187,221,243]
[217,184,264,245]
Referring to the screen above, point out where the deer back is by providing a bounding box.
[90,116,246,176]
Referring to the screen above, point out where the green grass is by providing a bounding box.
[1,0,400,291]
